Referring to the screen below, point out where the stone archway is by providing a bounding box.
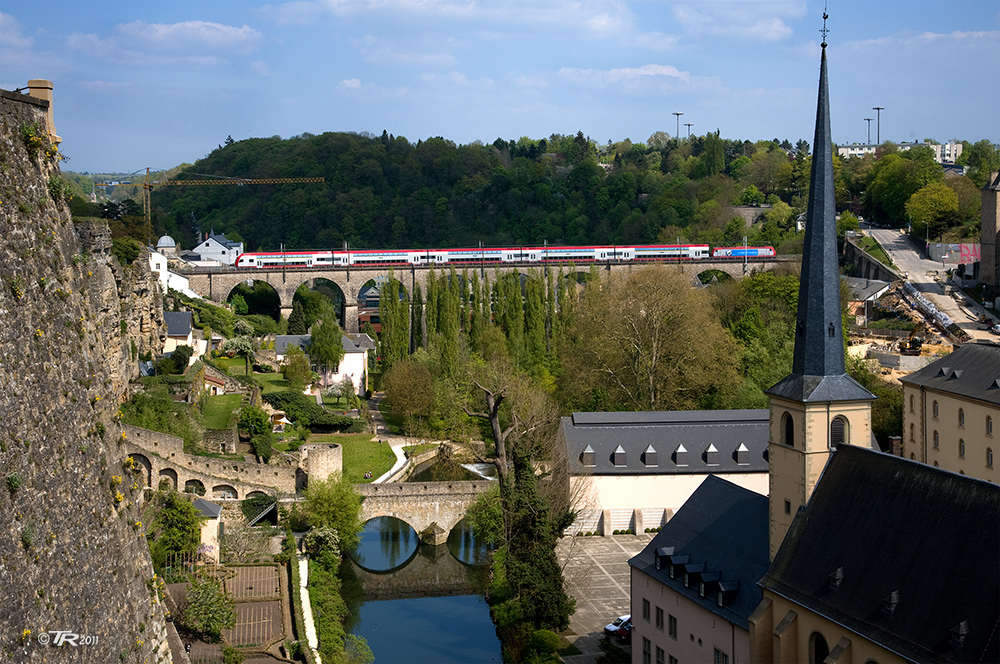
[184,479,206,496]
[129,453,153,488]
[212,484,238,500]
[158,468,178,491]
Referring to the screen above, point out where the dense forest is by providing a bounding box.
[66,132,998,255]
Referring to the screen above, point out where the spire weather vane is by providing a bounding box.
[820,4,829,47]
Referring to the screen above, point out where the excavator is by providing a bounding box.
[899,324,925,356]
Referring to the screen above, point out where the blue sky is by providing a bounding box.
[2,0,997,173]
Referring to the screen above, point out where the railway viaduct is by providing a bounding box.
[179,258,786,333]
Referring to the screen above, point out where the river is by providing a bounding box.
[344,516,501,663]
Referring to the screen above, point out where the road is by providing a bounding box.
[867,226,999,342]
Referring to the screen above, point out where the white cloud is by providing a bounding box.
[560,63,690,85]
[340,78,362,88]
[357,34,457,67]
[250,60,272,76]
[0,11,34,48]
[846,29,1000,51]
[67,20,262,65]
[78,80,133,92]
[672,1,801,41]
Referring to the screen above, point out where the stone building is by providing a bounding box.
[899,342,999,483]
[981,171,1000,291]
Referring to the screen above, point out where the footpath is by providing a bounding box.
[366,393,410,484]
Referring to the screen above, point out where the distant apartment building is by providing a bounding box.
[836,140,963,164]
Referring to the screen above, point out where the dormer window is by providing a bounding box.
[882,590,900,617]
[950,620,969,648]
[675,444,688,467]
[613,445,626,467]
[735,443,750,465]
[828,567,844,591]
[643,444,657,467]
[705,444,719,466]
[581,445,595,467]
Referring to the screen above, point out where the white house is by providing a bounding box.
[274,333,375,396]
[193,231,244,265]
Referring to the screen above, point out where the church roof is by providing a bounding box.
[761,445,1000,663]
[899,342,1000,405]
[629,475,769,629]
[766,44,874,405]
[561,410,769,476]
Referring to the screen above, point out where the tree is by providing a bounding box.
[223,336,255,374]
[287,299,308,335]
[282,344,312,393]
[220,521,273,563]
[302,477,362,551]
[906,181,959,241]
[957,139,1000,186]
[309,301,345,386]
[251,430,275,463]
[382,360,435,435]
[179,575,237,640]
[560,266,741,411]
[230,293,249,315]
[378,276,410,373]
[238,405,270,437]
[739,185,765,207]
[149,492,202,568]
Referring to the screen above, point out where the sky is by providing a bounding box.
[2,0,997,174]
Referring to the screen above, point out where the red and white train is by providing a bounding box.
[233,244,775,269]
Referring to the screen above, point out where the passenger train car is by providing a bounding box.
[234,243,774,269]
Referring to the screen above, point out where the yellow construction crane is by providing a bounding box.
[140,168,325,244]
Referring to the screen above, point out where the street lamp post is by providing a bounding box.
[673,112,683,141]
[864,117,873,145]
[872,107,884,144]
[684,123,693,139]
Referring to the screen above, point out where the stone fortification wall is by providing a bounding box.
[123,425,297,495]
[0,88,169,662]
[844,238,902,282]
[298,442,343,483]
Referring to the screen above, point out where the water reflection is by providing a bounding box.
[352,595,502,664]
[447,519,491,566]
[350,516,418,572]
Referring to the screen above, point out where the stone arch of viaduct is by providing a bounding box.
[181,259,783,333]
[355,481,493,542]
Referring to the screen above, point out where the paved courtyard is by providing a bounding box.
[557,532,655,663]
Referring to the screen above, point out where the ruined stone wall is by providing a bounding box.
[0,89,170,662]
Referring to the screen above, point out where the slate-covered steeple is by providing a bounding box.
[765,39,874,404]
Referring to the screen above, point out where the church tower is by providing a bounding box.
[765,28,876,560]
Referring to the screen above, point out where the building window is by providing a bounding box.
[933,431,939,449]
[642,599,650,622]
[988,416,994,436]
[784,500,791,515]
[782,412,794,447]
[909,394,914,413]
[933,401,939,419]
[656,646,665,664]
[715,649,730,664]
[642,638,651,664]
[959,408,965,428]
[669,657,678,664]
[986,447,993,469]
[830,415,847,447]
[668,614,677,639]
[959,439,965,459]
[655,607,664,631]
[909,423,915,442]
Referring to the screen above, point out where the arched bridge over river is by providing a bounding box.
[179,258,788,333]
[355,481,493,544]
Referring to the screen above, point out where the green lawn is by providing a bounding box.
[214,356,249,376]
[200,394,244,429]
[308,433,395,483]
[856,236,896,270]
[255,371,293,394]
[403,442,439,457]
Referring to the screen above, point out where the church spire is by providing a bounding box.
[766,21,873,404]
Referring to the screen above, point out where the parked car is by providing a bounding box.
[616,619,633,643]
[604,614,631,637]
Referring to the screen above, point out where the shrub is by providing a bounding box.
[7,473,23,492]
[111,237,144,266]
